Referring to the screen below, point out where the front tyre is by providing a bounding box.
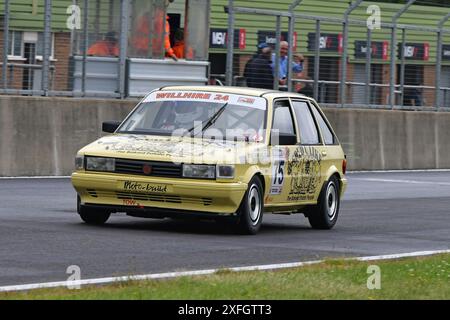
[77,195,111,225]
[307,176,340,230]
[237,177,264,235]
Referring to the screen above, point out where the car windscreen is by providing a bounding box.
[117,91,267,142]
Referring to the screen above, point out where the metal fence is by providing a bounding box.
[1,0,450,111]
[0,0,210,98]
[225,0,450,111]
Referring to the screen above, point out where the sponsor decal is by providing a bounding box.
[269,147,287,195]
[397,42,429,61]
[442,45,450,60]
[354,40,389,60]
[98,136,183,156]
[156,92,212,100]
[286,146,322,202]
[146,91,267,110]
[239,29,246,50]
[123,199,141,206]
[237,97,255,105]
[257,31,298,51]
[307,33,343,53]
[123,181,168,193]
[210,28,246,49]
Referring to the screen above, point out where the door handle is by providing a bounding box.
[321,151,327,157]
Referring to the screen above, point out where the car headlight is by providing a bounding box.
[217,165,235,179]
[86,157,115,172]
[182,164,216,179]
[75,154,84,170]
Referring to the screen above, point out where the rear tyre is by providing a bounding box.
[236,177,264,235]
[77,196,110,225]
[306,176,340,230]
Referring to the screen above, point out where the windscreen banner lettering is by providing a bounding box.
[156,92,226,101]
[146,91,266,110]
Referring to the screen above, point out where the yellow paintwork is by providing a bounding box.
[71,86,347,215]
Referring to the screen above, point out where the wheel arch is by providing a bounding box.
[241,165,267,199]
[324,166,343,194]
[243,165,263,184]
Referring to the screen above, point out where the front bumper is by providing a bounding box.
[72,171,248,215]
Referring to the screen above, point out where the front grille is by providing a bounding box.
[88,190,212,206]
[117,192,182,204]
[87,189,98,197]
[114,158,182,178]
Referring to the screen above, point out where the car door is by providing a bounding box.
[288,99,324,203]
[308,100,343,192]
[267,99,298,204]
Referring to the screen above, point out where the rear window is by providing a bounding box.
[291,100,320,145]
[310,104,335,145]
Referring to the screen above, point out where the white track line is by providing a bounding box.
[351,178,450,186]
[0,176,71,179]
[0,249,448,293]
[354,250,450,261]
[347,169,450,173]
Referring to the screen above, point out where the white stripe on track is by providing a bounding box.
[0,176,71,179]
[347,169,450,173]
[351,178,450,186]
[0,249,448,293]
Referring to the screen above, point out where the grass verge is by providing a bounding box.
[1,253,449,300]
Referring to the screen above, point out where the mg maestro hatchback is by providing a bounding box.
[72,86,347,234]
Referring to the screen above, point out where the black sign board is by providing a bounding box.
[257,31,289,46]
[210,28,245,49]
[354,41,388,60]
[307,33,342,52]
[256,31,298,50]
[397,43,429,61]
[442,45,450,60]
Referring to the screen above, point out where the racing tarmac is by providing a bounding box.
[0,171,449,286]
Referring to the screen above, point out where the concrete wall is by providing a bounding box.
[324,108,450,171]
[0,95,449,176]
[0,96,135,176]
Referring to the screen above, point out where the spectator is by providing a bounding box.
[131,1,177,60]
[172,29,185,59]
[244,42,267,75]
[87,31,119,57]
[271,41,304,87]
[404,88,422,106]
[244,43,274,89]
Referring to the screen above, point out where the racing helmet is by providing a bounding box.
[173,102,204,125]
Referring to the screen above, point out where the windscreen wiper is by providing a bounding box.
[200,103,228,132]
[186,103,228,135]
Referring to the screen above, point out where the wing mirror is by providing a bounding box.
[102,121,121,133]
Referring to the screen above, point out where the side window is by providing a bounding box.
[291,100,320,145]
[272,101,295,135]
[310,104,335,145]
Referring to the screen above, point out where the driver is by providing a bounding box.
[160,102,205,131]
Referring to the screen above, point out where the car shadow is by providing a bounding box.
[73,215,313,236]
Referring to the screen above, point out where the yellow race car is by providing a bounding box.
[72,86,347,234]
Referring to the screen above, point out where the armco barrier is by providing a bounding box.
[0,96,449,176]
